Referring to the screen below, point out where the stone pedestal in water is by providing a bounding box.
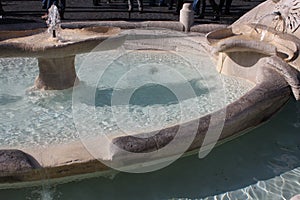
[35,56,77,90]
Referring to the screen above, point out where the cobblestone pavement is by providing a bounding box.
[0,0,264,26]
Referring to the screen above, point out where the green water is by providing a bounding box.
[0,99,299,200]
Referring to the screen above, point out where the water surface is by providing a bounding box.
[0,49,253,147]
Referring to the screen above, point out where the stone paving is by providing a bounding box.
[0,0,264,26]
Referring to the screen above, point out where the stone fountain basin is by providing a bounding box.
[0,66,290,187]
[0,23,293,187]
[0,26,121,58]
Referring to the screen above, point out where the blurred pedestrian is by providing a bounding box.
[192,0,205,18]
[219,0,232,14]
[0,0,4,15]
[171,0,183,15]
[193,0,220,20]
[168,0,175,10]
[149,0,157,6]
[93,0,99,5]
[93,0,111,6]
[177,0,184,14]
[159,0,168,7]
[59,0,65,19]
[128,0,143,12]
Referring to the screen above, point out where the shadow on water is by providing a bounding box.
[79,79,209,107]
[0,94,22,106]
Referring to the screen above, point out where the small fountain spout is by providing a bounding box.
[273,11,281,16]
[249,12,286,41]
[46,4,61,38]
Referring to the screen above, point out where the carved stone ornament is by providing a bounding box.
[274,0,300,32]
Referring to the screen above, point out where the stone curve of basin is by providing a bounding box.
[0,60,290,187]
[0,26,121,58]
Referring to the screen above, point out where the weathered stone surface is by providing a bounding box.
[291,194,300,200]
[0,150,40,175]
[35,56,78,90]
[62,21,184,32]
[110,68,290,157]
[206,0,300,100]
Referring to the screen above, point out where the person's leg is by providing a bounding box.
[59,0,65,11]
[208,0,219,20]
[42,0,47,9]
[42,0,58,19]
[209,0,218,12]
[225,0,232,14]
[46,0,51,9]
[168,0,174,10]
[175,0,183,14]
[41,0,53,19]
[59,0,65,19]
[93,0,99,6]
[137,0,143,12]
[218,0,224,13]
[47,0,56,10]
[149,0,157,6]
[192,0,200,15]
[159,0,167,6]
[199,0,206,18]
[0,0,3,14]
[128,0,133,11]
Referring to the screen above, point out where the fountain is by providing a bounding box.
[0,5,121,90]
[0,0,300,188]
[47,5,61,38]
